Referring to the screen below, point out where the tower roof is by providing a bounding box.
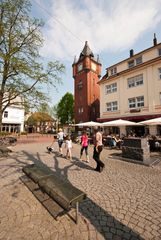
[79,41,94,59]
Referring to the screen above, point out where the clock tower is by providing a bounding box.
[72,41,102,123]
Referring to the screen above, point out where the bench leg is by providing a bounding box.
[76,202,79,224]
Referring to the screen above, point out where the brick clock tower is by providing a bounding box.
[72,41,102,123]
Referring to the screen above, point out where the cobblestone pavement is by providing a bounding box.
[0,136,161,240]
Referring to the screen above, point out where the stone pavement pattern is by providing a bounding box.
[0,136,161,240]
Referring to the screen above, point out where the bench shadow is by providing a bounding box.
[3,150,144,239]
[79,197,144,240]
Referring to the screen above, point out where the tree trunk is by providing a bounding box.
[0,92,3,131]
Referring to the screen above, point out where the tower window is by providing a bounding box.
[78,107,83,114]
[78,80,83,90]
[78,63,83,72]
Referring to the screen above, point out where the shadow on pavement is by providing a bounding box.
[5,150,144,240]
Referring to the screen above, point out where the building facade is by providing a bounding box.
[72,41,102,123]
[2,105,24,133]
[98,35,161,135]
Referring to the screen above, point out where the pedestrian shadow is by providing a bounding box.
[2,150,144,239]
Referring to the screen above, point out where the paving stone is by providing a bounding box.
[0,138,161,240]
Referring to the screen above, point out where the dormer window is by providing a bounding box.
[110,67,117,76]
[128,60,134,68]
[159,48,161,56]
[159,68,161,79]
[128,56,142,68]
[136,56,142,65]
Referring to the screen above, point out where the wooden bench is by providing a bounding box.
[21,164,86,224]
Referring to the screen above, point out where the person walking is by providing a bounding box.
[93,127,105,172]
[80,131,89,162]
[65,135,73,161]
[57,128,65,156]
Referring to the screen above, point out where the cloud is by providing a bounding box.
[40,0,161,61]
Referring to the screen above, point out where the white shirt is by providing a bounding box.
[66,139,72,149]
[57,131,64,140]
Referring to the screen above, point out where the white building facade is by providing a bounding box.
[98,35,161,136]
[2,105,24,133]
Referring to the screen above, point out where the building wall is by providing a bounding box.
[2,106,24,132]
[100,43,161,123]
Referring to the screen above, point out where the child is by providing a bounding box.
[80,131,89,162]
[65,135,72,160]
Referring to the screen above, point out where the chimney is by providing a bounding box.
[130,49,134,57]
[153,33,157,46]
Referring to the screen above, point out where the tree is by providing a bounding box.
[0,0,65,128]
[26,112,54,133]
[56,92,74,125]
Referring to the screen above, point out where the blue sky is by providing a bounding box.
[31,0,161,106]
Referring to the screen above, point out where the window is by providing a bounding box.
[158,48,161,56]
[128,60,134,68]
[128,56,142,68]
[159,68,161,79]
[110,67,117,76]
[105,83,117,94]
[106,101,118,111]
[128,96,144,109]
[78,63,83,72]
[78,107,83,114]
[4,111,8,118]
[128,74,143,88]
[78,80,83,90]
[136,56,142,65]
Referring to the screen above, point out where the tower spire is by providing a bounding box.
[79,41,94,60]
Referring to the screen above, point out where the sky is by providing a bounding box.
[31,0,161,106]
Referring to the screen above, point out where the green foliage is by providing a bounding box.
[26,112,54,125]
[20,131,27,135]
[0,0,65,124]
[56,92,74,125]
[0,132,10,136]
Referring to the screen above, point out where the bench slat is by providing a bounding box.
[43,198,65,219]
[22,164,87,223]
[20,175,65,219]
[23,164,53,183]
[39,176,86,210]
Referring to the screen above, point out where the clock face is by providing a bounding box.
[91,62,96,71]
[78,63,83,72]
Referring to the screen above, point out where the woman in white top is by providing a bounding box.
[57,128,65,156]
